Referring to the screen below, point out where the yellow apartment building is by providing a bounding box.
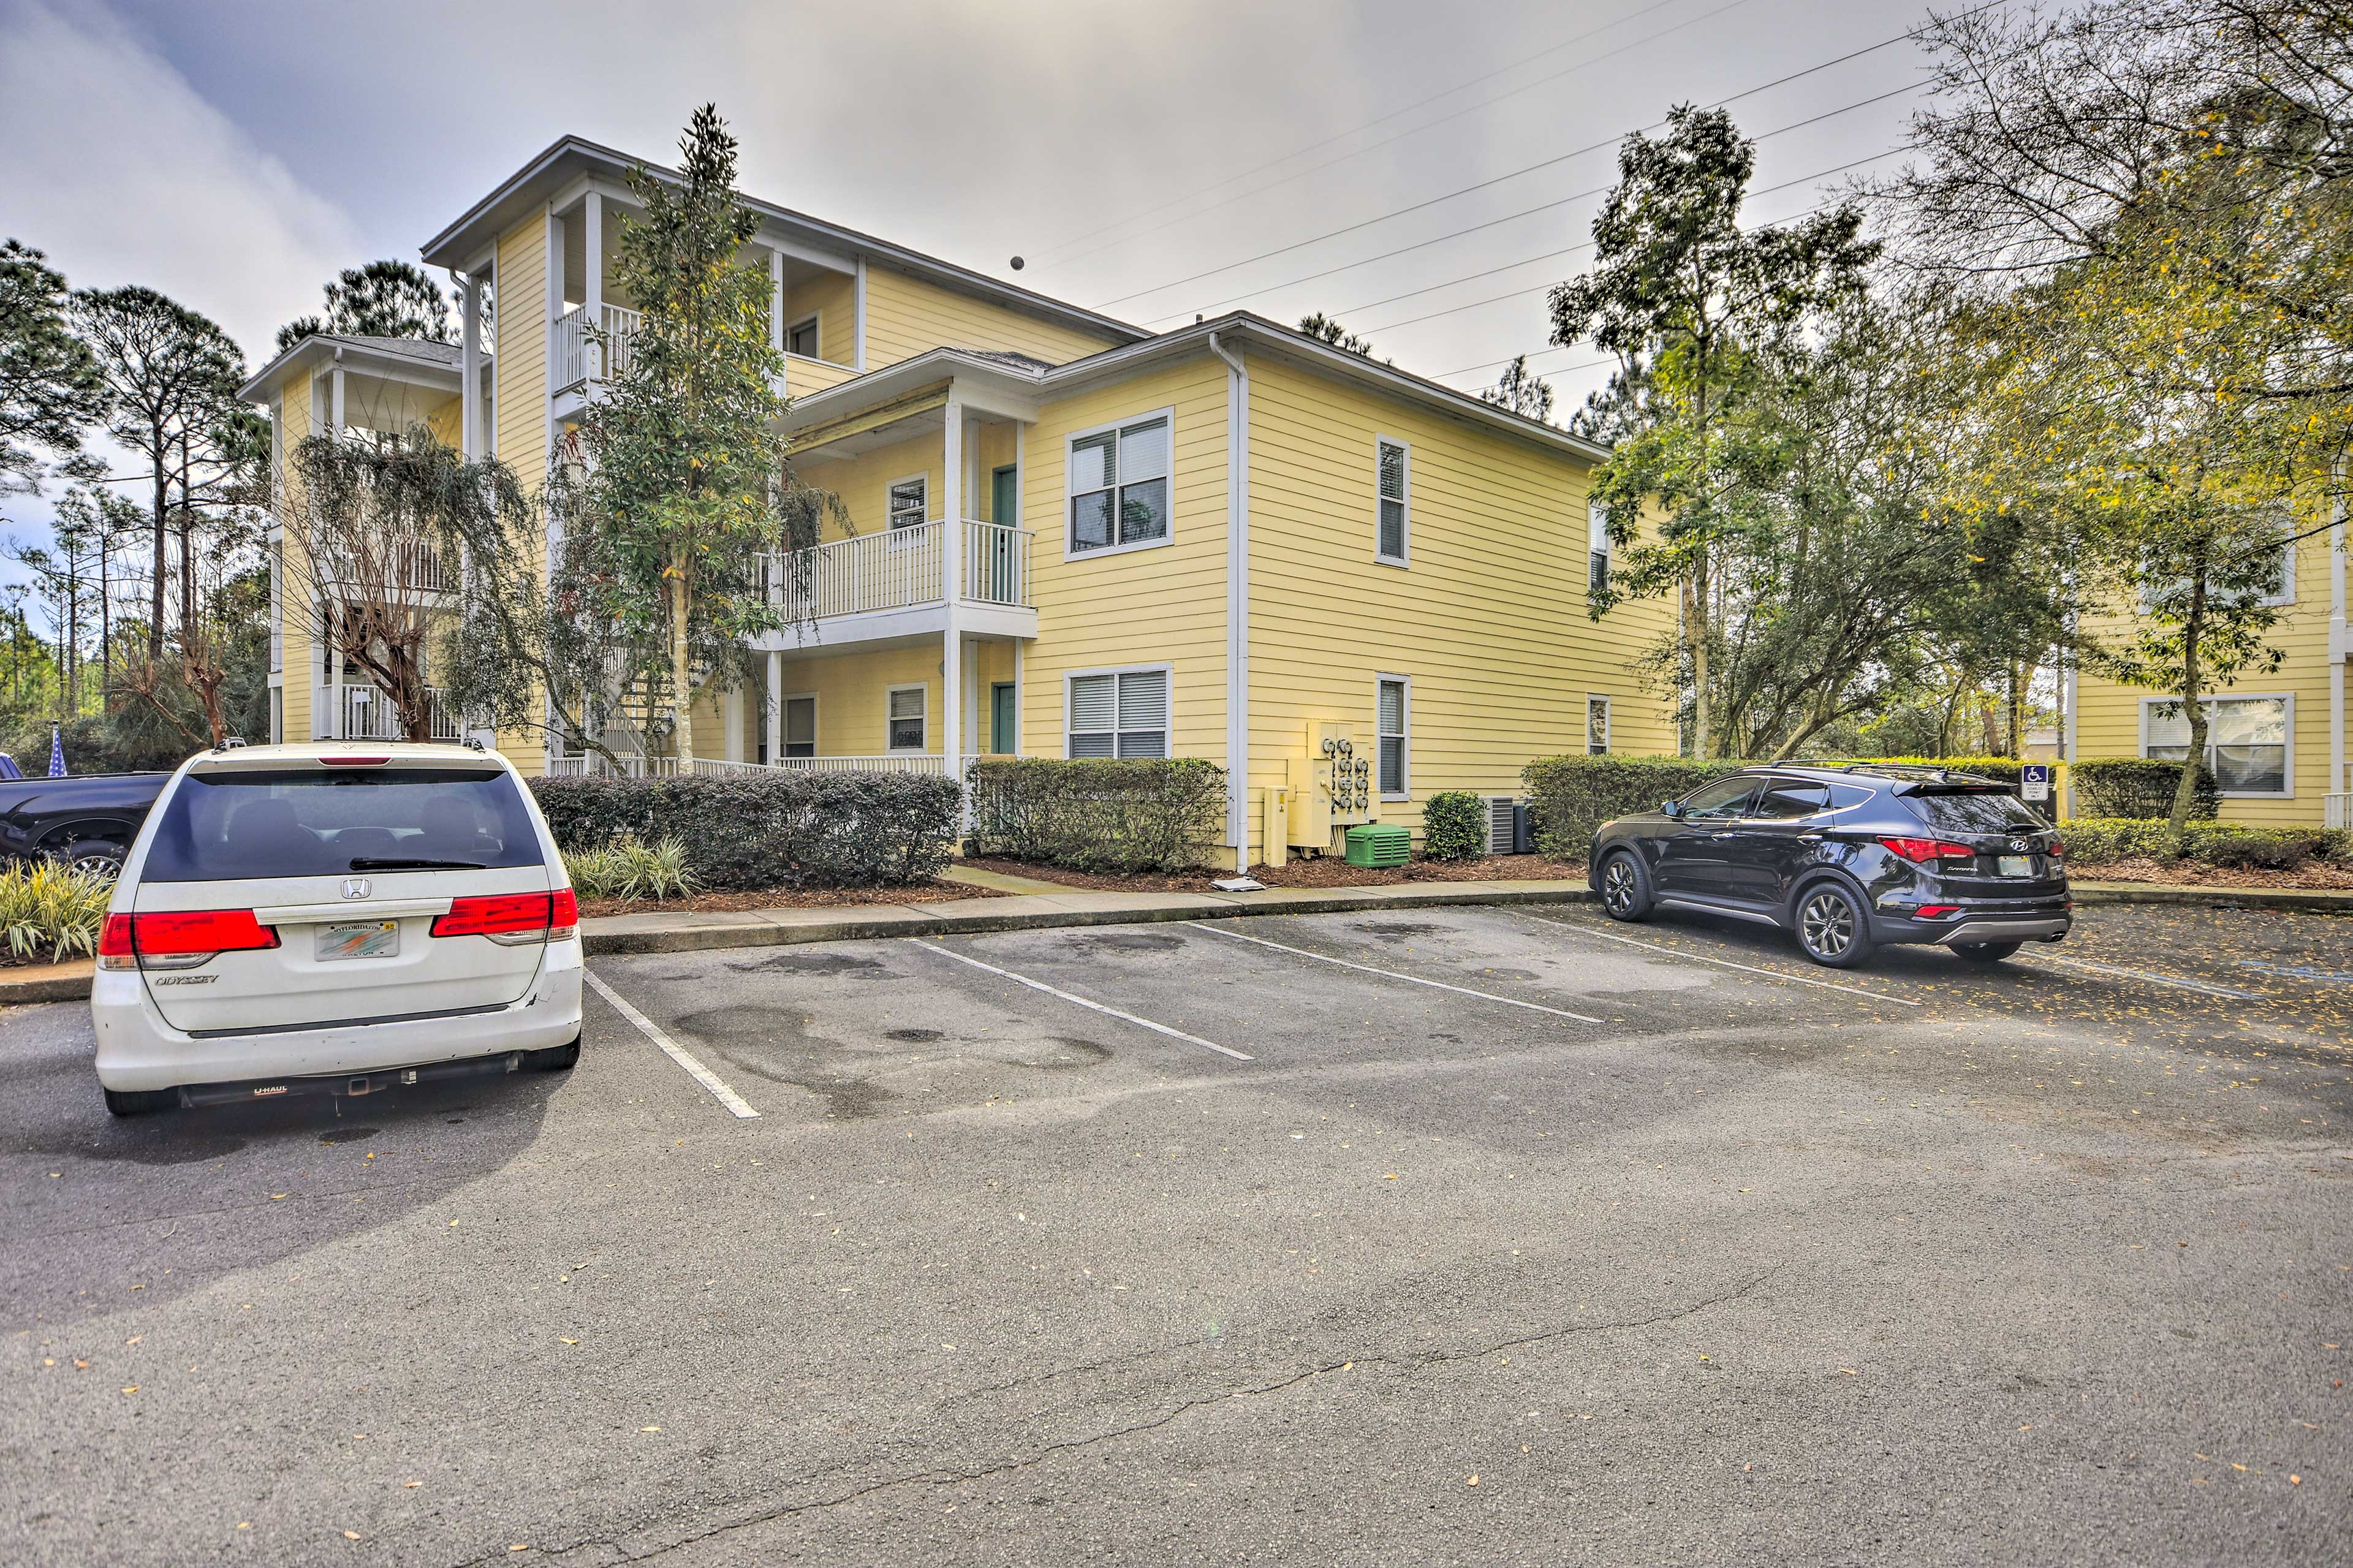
[241,135,1675,868]
[2066,514,2351,829]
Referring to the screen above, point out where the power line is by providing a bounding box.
[1025,0,1732,274]
[1143,80,1922,330]
[1090,1,1996,314]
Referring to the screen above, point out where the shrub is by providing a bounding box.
[1521,756,1750,858]
[563,833,698,902]
[1827,755,2050,788]
[2055,817,2352,870]
[1420,791,1488,861]
[0,861,113,963]
[530,771,961,890]
[965,757,1226,873]
[2071,757,2219,820]
[2053,817,2183,864]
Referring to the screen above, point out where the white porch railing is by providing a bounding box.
[545,751,990,779]
[761,520,1032,623]
[2326,792,2351,830]
[322,542,458,595]
[338,683,460,742]
[551,303,644,393]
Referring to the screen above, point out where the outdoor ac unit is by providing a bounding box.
[1482,795,1532,855]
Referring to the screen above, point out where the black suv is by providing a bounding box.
[1586,765,2070,968]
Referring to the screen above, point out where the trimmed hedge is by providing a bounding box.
[1521,756,1750,857]
[2059,817,2352,871]
[2071,757,2219,820]
[1420,791,1488,861]
[529,771,961,890]
[966,757,1226,873]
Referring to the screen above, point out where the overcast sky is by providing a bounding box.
[0,0,1983,588]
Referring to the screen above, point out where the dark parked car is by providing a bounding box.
[0,769,170,877]
[1587,765,2070,968]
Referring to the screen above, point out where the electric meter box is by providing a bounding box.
[1286,720,1376,851]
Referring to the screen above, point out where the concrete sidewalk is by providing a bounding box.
[4,873,2345,1006]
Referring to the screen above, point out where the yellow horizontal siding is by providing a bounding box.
[779,271,857,368]
[490,217,552,773]
[862,265,1121,371]
[1241,352,1675,852]
[275,374,314,746]
[2073,525,2341,825]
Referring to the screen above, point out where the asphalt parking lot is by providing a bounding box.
[3,900,2349,1567]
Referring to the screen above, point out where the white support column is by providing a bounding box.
[941,397,964,778]
[329,364,346,433]
[545,209,564,385]
[459,274,482,461]
[1012,638,1025,756]
[2330,469,2347,798]
[769,248,785,354]
[583,192,604,377]
[765,650,782,764]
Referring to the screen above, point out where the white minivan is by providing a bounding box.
[91,741,583,1116]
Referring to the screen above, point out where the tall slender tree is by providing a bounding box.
[0,240,105,496]
[276,259,453,354]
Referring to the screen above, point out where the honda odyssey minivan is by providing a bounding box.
[91,742,583,1116]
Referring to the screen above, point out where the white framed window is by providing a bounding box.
[1376,437,1409,564]
[1066,665,1169,758]
[1587,499,1610,597]
[886,683,928,752]
[1376,675,1409,797]
[2140,692,2292,796]
[887,474,928,532]
[1586,694,1610,756]
[2261,532,2297,607]
[1067,409,1172,557]
[786,314,820,358]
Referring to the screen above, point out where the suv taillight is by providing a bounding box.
[431,890,576,945]
[1879,836,1976,865]
[98,909,281,971]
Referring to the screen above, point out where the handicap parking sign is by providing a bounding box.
[2021,763,2050,803]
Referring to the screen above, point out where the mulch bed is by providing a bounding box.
[576,879,1004,918]
[2071,858,2353,891]
[958,853,1588,895]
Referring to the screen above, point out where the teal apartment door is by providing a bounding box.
[990,683,1017,754]
[991,464,1018,525]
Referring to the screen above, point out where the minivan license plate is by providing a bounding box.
[1997,854,2034,879]
[317,920,398,960]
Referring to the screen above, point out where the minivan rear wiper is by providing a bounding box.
[347,856,487,871]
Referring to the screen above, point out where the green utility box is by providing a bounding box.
[1344,824,1411,868]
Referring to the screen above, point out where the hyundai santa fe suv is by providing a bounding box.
[91,741,584,1116]
[1586,765,2071,968]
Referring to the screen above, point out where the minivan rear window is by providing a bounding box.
[140,767,544,882]
[1903,787,2047,834]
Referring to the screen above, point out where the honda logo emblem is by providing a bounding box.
[342,877,372,900]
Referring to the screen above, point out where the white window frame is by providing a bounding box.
[779,691,819,759]
[784,312,822,360]
[885,682,929,753]
[1063,406,1175,562]
[1375,436,1410,567]
[885,472,930,532]
[1586,694,1611,756]
[1063,662,1173,759]
[2137,691,2294,798]
[1587,498,1611,598]
[1376,673,1411,799]
[2262,533,2298,607]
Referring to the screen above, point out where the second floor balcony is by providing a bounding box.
[551,302,862,404]
[754,518,1034,648]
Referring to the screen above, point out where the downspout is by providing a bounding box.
[1209,331,1250,865]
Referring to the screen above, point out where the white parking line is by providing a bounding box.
[2027,953,2264,1000]
[1186,920,1607,1023]
[1525,916,1923,1007]
[909,939,1254,1062]
[585,970,762,1118]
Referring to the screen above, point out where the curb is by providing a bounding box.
[2069,882,2353,914]
[0,960,96,1006]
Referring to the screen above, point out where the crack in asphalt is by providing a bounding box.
[485,1271,1774,1567]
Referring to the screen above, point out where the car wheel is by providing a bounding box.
[1599,849,1653,922]
[523,1036,581,1072]
[1794,882,1873,969]
[103,1087,176,1117]
[59,840,126,880]
[1953,941,2021,963]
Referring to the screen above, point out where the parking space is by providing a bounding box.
[4,900,2349,1566]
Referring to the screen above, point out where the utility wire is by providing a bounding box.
[1091,1,1998,313]
[1025,0,1731,273]
[1145,81,1922,329]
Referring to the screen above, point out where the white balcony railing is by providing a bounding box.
[322,542,458,595]
[551,303,643,393]
[338,683,461,742]
[546,751,961,778]
[761,520,1031,623]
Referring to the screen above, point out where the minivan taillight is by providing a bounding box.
[431,891,574,945]
[1879,836,1976,864]
[98,909,281,971]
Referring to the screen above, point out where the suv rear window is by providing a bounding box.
[1902,787,2047,834]
[141,767,544,882]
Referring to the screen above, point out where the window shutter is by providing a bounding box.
[890,687,925,721]
[1070,674,1115,732]
[1116,670,1167,731]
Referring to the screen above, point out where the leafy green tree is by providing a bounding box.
[1479,355,1555,422]
[1297,312,1375,356]
[275,259,452,354]
[1550,105,1878,755]
[0,240,105,496]
[547,105,836,766]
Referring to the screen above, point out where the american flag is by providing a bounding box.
[48,728,64,778]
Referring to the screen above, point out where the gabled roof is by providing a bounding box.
[236,332,466,404]
[419,134,1147,349]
